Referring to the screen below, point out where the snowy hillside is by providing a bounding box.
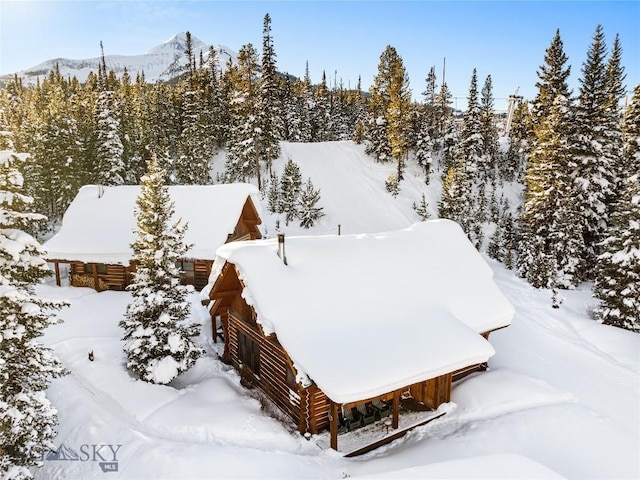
[0,32,237,86]
[213,141,443,238]
[35,141,639,479]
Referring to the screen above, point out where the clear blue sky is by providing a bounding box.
[1,0,638,110]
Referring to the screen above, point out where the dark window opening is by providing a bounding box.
[238,331,260,376]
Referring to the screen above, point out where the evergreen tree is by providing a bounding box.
[22,68,82,224]
[313,71,332,141]
[603,34,627,203]
[480,74,499,178]
[298,62,314,143]
[225,44,261,187]
[175,83,212,185]
[0,132,67,480]
[414,115,434,183]
[519,95,584,288]
[438,163,466,224]
[366,46,412,179]
[518,30,584,289]
[280,74,302,142]
[118,68,143,184]
[94,87,125,186]
[298,178,325,228]
[120,154,201,385]
[594,85,640,332]
[267,172,281,214]
[280,158,302,225]
[571,25,615,273]
[622,84,640,173]
[259,13,282,175]
[594,174,640,332]
[413,193,430,221]
[453,69,485,244]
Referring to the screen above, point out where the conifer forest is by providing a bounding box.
[1,16,638,334]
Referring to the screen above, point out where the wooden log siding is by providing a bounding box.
[193,260,213,291]
[228,310,301,426]
[69,262,130,291]
[308,388,331,433]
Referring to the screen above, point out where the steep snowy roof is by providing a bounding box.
[44,184,260,264]
[210,220,514,404]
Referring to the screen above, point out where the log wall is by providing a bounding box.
[228,310,301,426]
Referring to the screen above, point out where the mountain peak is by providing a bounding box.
[150,31,208,55]
[1,32,236,87]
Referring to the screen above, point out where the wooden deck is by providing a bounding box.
[314,403,454,456]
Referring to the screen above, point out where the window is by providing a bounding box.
[84,263,107,274]
[176,260,195,285]
[238,331,260,376]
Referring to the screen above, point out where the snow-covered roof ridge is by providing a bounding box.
[212,220,515,403]
[44,183,261,264]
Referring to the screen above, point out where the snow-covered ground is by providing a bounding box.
[35,141,639,479]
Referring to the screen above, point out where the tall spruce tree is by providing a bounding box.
[603,34,627,204]
[518,30,585,289]
[594,84,640,332]
[0,131,67,480]
[594,173,640,332]
[225,44,261,186]
[120,154,201,385]
[480,74,499,179]
[365,46,412,179]
[94,70,125,186]
[259,13,282,176]
[280,158,302,226]
[298,178,325,228]
[571,25,615,273]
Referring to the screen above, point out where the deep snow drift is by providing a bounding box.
[35,141,639,479]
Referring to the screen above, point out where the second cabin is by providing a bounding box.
[44,183,262,292]
[203,220,515,453]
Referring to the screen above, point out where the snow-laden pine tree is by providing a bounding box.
[267,172,281,214]
[259,13,282,175]
[518,30,585,289]
[225,44,261,186]
[413,193,430,221]
[280,158,302,226]
[94,79,125,186]
[603,34,627,206]
[480,74,499,180]
[414,68,437,183]
[298,178,325,228]
[570,25,616,273]
[175,85,212,185]
[120,153,201,385]
[594,84,640,332]
[313,72,332,142]
[518,94,585,289]
[0,131,67,480]
[449,69,484,245]
[594,173,640,332]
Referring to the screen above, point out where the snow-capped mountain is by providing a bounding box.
[0,32,237,86]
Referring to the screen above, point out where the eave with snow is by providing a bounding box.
[203,220,515,453]
[44,183,262,291]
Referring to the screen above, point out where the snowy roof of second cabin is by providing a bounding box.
[209,220,515,404]
[44,183,260,264]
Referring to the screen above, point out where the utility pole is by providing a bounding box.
[505,87,523,137]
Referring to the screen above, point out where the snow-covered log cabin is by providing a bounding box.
[44,183,262,291]
[203,220,515,452]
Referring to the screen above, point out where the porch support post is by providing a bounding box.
[92,264,99,290]
[220,309,231,363]
[53,262,61,286]
[330,401,339,451]
[392,389,400,429]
